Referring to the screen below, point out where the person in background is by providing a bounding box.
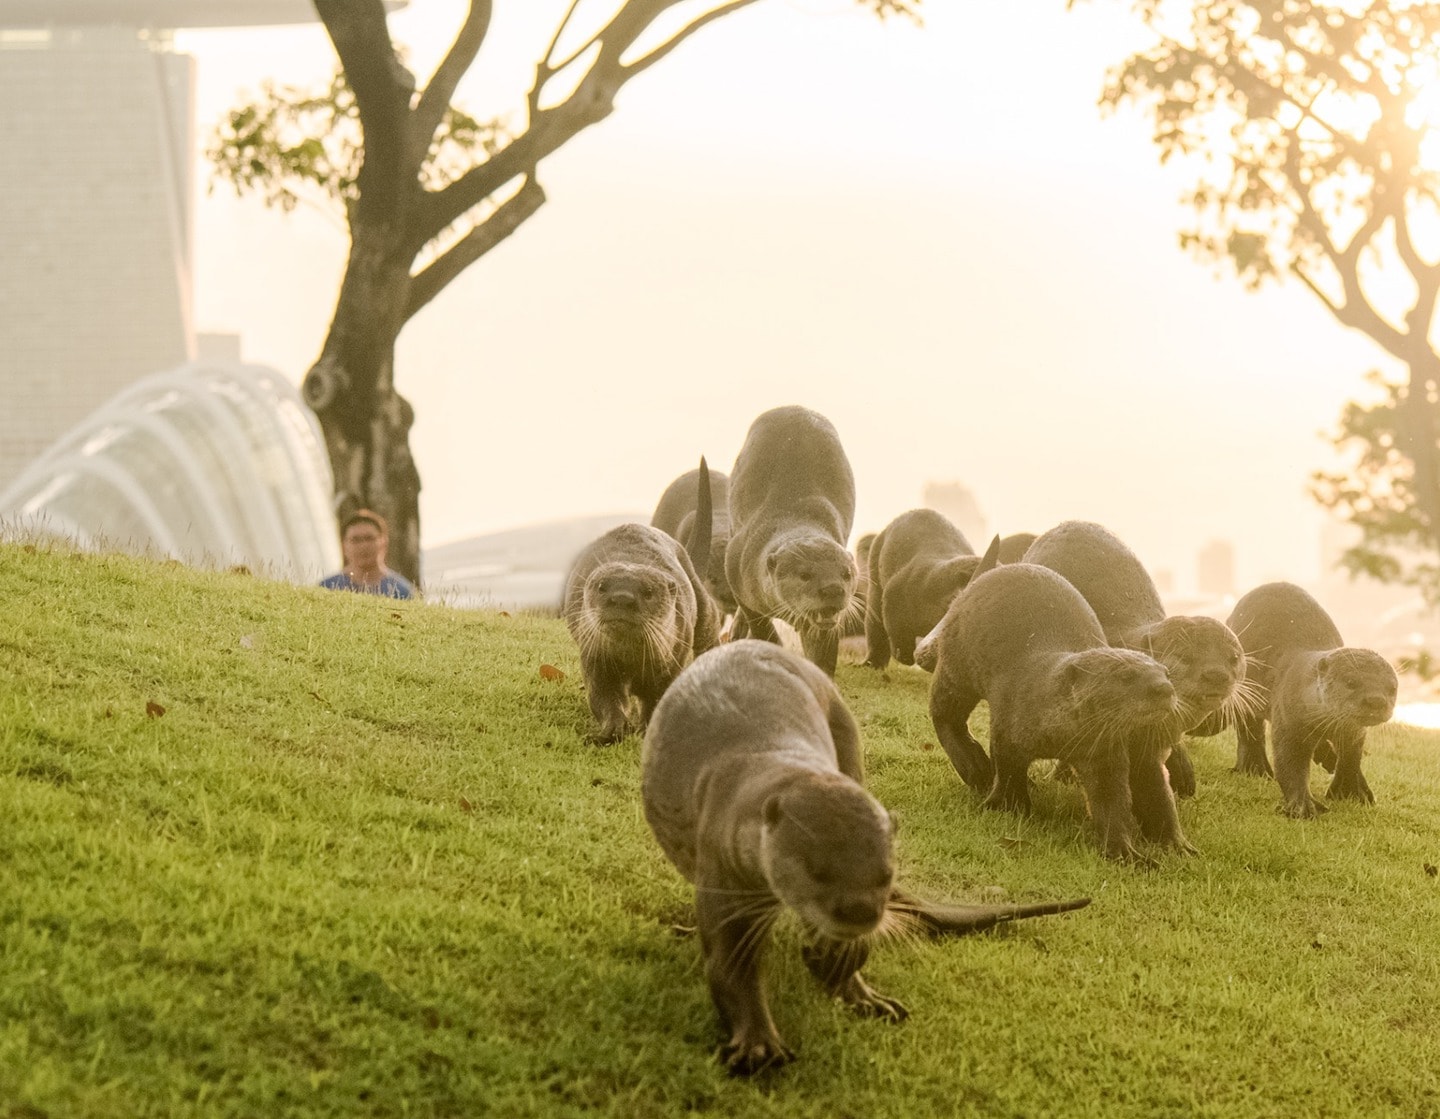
[319,509,416,600]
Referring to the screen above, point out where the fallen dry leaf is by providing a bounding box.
[458,796,475,813]
[239,633,258,649]
[309,691,328,705]
[997,836,1029,850]
[920,741,936,751]
[539,664,566,682]
[1426,863,1438,878]
[498,611,511,618]
[145,701,166,719]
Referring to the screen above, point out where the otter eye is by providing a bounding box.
[596,579,609,594]
[799,570,814,582]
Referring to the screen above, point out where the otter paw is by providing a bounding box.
[1327,778,1376,806]
[1278,797,1326,819]
[584,727,625,747]
[847,990,909,1023]
[1233,759,1273,778]
[1103,838,1155,867]
[720,1036,795,1076]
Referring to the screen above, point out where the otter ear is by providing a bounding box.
[1059,659,1083,693]
[1317,653,1332,673]
[763,795,784,829]
[766,552,779,574]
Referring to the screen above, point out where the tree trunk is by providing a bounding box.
[1401,350,1440,557]
[303,226,423,587]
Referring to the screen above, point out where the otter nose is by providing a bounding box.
[1199,668,1232,689]
[1147,679,1175,703]
[606,588,637,609]
[830,899,882,929]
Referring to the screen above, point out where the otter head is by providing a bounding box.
[583,561,681,646]
[1057,647,1177,728]
[1316,648,1398,727]
[765,538,856,629]
[1134,616,1245,727]
[760,775,893,942]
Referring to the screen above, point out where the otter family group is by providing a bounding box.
[561,404,1399,1075]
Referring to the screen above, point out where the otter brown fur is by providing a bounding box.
[1022,521,1246,805]
[928,543,1181,861]
[1204,582,1396,817]
[864,509,981,669]
[652,460,734,616]
[562,523,719,744]
[997,532,1038,564]
[726,406,858,675]
[642,639,1091,1074]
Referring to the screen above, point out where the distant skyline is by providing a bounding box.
[175,0,1401,594]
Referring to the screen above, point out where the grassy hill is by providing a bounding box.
[5,542,1440,1118]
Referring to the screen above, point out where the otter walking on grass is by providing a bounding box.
[642,640,1091,1074]
[562,522,719,744]
[1199,581,1397,818]
[725,406,858,676]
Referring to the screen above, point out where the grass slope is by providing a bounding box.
[4,543,1440,1118]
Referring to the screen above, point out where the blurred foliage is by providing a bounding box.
[206,65,506,219]
[1312,370,1440,604]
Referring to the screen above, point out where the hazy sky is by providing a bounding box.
[176,0,1399,592]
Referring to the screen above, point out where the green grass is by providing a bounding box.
[5,542,1440,1118]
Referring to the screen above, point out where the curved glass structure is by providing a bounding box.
[0,361,340,582]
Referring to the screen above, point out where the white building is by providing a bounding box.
[0,1,323,491]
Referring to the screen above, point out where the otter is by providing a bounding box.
[1201,581,1396,817]
[927,540,1181,861]
[562,522,719,744]
[1022,521,1246,804]
[996,532,1038,564]
[909,533,1037,673]
[863,509,982,669]
[642,640,1092,1074]
[726,406,858,676]
[652,459,734,617]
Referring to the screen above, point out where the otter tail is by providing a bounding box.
[688,456,713,581]
[972,534,1003,581]
[888,888,1090,937]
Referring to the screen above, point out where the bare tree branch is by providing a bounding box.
[624,0,763,78]
[414,0,493,150]
[403,177,547,321]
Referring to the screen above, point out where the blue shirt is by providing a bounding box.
[319,571,415,599]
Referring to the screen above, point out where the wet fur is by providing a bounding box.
[562,523,719,744]
[927,559,1181,862]
[1200,582,1397,817]
[864,508,981,669]
[726,406,859,676]
[642,640,1090,1074]
[1022,521,1246,810]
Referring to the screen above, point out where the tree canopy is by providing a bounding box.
[206,0,921,584]
[1101,0,1440,559]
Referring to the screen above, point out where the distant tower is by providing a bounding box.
[0,1,353,492]
[1196,538,1236,596]
[921,480,987,547]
